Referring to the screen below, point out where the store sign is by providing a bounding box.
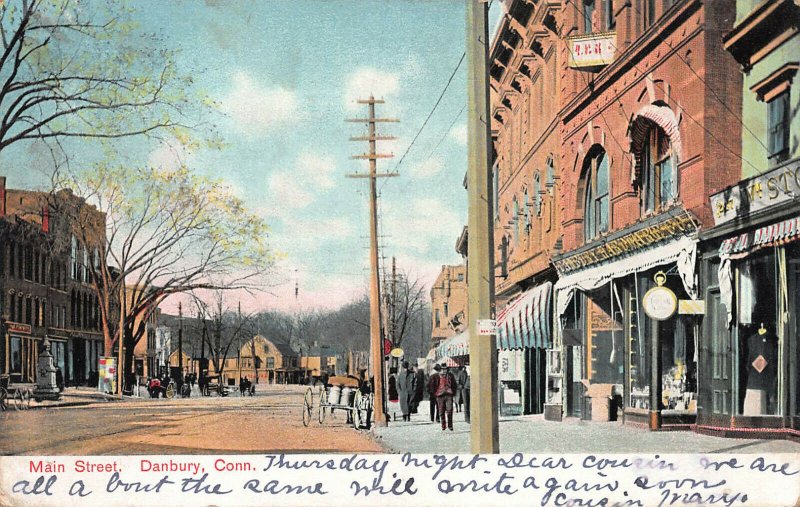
[678,299,706,315]
[642,272,677,321]
[6,322,31,334]
[719,215,800,256]
[476,319,498,335]
[390,347,404,358]
[555,214,696,274]
[566,32,617,69]
[710,159,800,225]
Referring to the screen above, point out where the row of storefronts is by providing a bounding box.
[434,0,799,442]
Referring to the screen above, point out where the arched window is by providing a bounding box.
[641,123,674,214]
[583,147,609,241]
[583,0,595,32]
[534,172,543,216]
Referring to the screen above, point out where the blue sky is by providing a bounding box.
[3,0,503,313]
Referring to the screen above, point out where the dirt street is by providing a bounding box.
[0,385,384,455]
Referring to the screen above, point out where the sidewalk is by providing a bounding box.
[372,396,800,454]
[26,387,126,410]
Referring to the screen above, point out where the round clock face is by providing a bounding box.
[642,286,678,321]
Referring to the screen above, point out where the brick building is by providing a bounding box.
[429,264,467,347]
[489,0,562,415]
[1,177,107,385]
[553,0,742,428]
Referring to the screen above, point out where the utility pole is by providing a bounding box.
[178,302,183,382]
[391,256,398,367]
[346,96,398,427]
[466,0,499,453]
[237,301,242,384]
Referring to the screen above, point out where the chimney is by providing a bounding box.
[0,176,6,217]
[42,206,50,233]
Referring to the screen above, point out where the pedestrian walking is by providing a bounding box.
[464,367,471,423]
[396,361,416,421]
[427,364,441,423]
[388,367,399,403]
[413,366,425,414]
[454,365,468,413]
[435,363,457,431]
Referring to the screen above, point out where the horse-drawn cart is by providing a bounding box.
[0,375,33,411]
[302,375,373,430]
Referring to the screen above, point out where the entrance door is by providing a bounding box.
[566,345,583,418]
[708,290,732,417]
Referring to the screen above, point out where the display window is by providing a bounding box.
[628,269,698,412]
[790,243,800,418]
[586,286,624,385]
[735,250,779,416]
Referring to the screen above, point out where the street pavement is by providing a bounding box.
[373,396,800,454]
[0,384,382,455]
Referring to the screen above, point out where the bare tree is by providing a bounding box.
[62,165,274,392]
[391,269,427,352]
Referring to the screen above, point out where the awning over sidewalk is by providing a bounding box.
[554,236,698,316]
[435,330,469,360]
[496,281,552,350]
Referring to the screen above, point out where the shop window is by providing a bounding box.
[736,250,779,416]
[789,243,800,417]
[582,147,609,242]
[586,285,624,385]
[266,357,275,370]
[10,337,22,373]
[641,123,675,214]
[767,91,790,165]
[629,270,698,412]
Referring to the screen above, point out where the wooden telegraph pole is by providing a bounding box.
[346,96,397,427]
[466,0,499,453]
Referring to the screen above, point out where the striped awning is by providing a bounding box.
[435,330,469,360]
[496,282,552,350]
[719,215,800,258]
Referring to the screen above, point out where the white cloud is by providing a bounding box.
[408,156,444,179]
[147,137,193,171]
[450,123,468,146]
[344,67,400,112]
[266,152,338,212]
[221,71,300,136]
[383,197,462,255]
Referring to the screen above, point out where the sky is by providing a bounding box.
[2,0,504,314]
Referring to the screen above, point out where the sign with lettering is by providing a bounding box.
[1,453,799,505]
[476,319,497,336]
[678,299,706,315]
[566,32,616,69]
[710,159,800,225]
[643,286,678,320]
[6,322,32,335]
[554,214,696,274]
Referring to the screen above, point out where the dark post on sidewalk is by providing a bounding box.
[466,0,499,454]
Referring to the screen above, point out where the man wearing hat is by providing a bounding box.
[434,362,457,431]
[427,364,441,423]
[396,361,416,421]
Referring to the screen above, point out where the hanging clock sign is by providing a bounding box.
[642,271,678,321]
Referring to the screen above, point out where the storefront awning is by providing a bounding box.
[555,235,698,315]
[496,282,552,350]
[435,330,469,360]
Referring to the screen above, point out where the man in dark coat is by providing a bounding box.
[396,361,416,421]
[427,364,441,423]
[454,365,468,413]
[413,366,425,414]
[435,364,457,431]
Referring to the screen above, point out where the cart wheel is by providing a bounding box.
[352,390,362,430]
[302,387,313,427]
[318,388,328,424]
[0,387,7,411]
[13,390,24,411]
[166,384,176,399]
[22,389,31,410]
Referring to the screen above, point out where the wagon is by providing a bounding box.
[0,375,33,411]
[302,375,373,430]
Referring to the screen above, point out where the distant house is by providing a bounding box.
[233,335,301,384]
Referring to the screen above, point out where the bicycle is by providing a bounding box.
[165,381,176,399]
